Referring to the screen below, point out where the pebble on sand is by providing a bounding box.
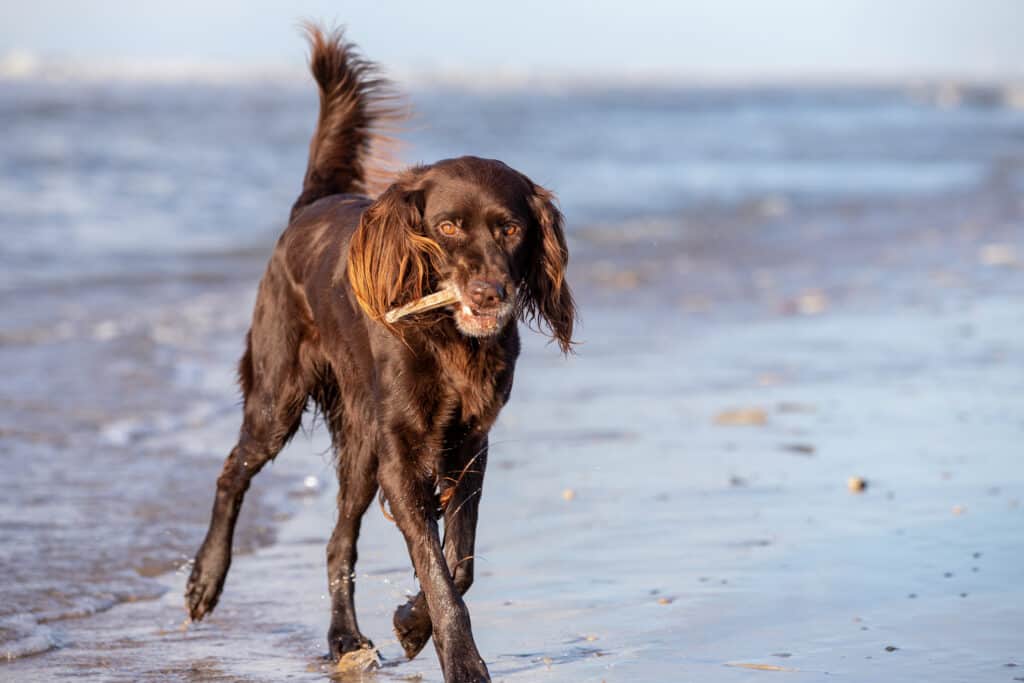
[847,477,867,493]
[776,401,816,414]
[978,243,1019,267]
[714,408,767,426]
[725,662,798,672]
[796,289,829,315]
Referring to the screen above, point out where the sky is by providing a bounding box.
[1,0,1022,79]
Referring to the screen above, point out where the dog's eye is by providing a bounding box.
[502,224,520,237]
[438,221,458,236]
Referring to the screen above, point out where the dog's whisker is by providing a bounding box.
[447,489,483,521]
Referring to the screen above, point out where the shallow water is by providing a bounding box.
[1,77,1023,680]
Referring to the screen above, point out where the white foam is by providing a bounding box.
[0,615,58,661]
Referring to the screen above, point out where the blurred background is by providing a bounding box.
[2,2,1022,681]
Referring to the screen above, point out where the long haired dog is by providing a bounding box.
[185,25,575,682]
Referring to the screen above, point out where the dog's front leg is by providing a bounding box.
[394,433,487,660]
[379,431,490,683]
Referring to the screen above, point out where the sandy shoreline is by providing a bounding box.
[5,251,1023,680]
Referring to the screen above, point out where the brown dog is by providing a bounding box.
[185,25,575,682]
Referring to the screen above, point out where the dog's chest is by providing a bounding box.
[436,344,509,430]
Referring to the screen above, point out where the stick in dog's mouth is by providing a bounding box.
[384,286,460,323]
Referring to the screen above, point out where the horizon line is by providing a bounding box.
[2,50,1024,90]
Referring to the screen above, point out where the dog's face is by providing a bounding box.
[348,156,576,352]
[420,158,532,338]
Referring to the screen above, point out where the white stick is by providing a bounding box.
[383,286,459,323]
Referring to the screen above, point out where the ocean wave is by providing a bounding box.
[0,615,58,661]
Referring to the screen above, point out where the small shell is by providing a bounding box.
[847,476,867,493]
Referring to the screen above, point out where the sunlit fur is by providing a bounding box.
[346,172,444,333]
[290,23,403,220]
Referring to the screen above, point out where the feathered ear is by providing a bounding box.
[347,172,442,327]
[519,184,577,354]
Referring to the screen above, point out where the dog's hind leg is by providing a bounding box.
[185,324,309,622]
[325,424,379,659]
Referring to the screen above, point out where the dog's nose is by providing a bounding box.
[467,280,506,308]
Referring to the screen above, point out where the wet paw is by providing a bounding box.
[393,599,433,660]
[184,557,227,621]
[328,631,375,661]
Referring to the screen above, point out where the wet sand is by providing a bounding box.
[5,189,1024,681]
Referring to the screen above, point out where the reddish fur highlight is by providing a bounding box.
[346,175,444,328]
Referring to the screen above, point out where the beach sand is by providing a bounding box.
[5,190,1024,682]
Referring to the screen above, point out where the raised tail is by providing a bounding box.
[291,24,403,220]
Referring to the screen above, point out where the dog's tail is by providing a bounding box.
[291,24,403,220]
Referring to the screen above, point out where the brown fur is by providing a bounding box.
[186,24,576,683]
[346,169,445,331]
[291,24,403,218]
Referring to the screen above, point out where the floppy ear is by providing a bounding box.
[519,185,577,354]
[347,171,442,326]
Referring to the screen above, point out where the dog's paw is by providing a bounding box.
[328,631,375,661]
[184,557,227,622]
[393,599,433,660]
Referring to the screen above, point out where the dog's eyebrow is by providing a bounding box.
[430,211,462,224]
[483,207,518,224]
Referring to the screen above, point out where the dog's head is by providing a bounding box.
[347,156,576,353]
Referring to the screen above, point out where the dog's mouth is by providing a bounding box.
[453,302,510,333]
[450,285,514,338]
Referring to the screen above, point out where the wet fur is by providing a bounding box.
[185,24,575,683]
